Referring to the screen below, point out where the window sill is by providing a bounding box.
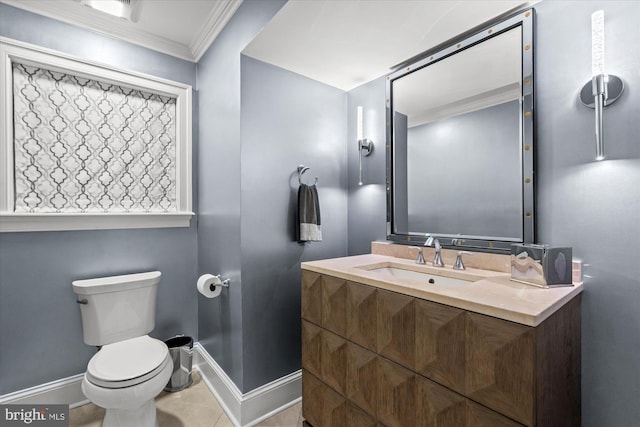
[0,212,194,232]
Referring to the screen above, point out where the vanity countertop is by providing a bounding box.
[301,254,583,327]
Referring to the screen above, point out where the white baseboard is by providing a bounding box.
[193,342,302,427]
[0,373,88,409]
[0,341,302,427]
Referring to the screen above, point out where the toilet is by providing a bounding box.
[72,271,172,427]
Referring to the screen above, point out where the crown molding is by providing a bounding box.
[190,0,243,62]
[0,0,243,63]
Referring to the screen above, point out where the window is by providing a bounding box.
[1,38,193,232]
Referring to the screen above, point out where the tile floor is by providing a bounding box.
[69,370,303,427]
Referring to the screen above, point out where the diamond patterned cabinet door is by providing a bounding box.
[345,343,378,418]
[302,271,322,325]
[302,320,323,379]
[323,383,349,427]
[465,312,534,426]
[416,376,467,426]
[377,358,417,427]
[346,282,377,351]
[302,370,348,427]
[302,370,324,427]
[467,400,525,427]
[377,289,416,369]
[322,276,349,337]
[321,330,349,396]
[347,402,377,427]
[415,299,466,394]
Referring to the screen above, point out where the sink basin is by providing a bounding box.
[365,265,474,288]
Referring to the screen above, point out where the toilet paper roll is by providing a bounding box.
[197,274,223,298]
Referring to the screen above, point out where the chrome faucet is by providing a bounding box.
[453,251,473,270]
[409,246,426,264]
[425,235,444,267]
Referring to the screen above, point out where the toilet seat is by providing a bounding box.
[86,335,169,389]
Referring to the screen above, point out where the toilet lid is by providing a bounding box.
[86,335,169,388]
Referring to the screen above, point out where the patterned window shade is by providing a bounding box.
[12,62,177,213]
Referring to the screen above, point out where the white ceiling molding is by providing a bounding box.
[190,0,243,62]
[0,0,243,62]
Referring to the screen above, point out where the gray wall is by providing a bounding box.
[346,2,640,425]
[534,2,640,425]
[196,0,287,392]
[0,4,198,395]
[197,0,286,390]
[197,0,348,392]
[240,55,348,391]
[347,77,388,255]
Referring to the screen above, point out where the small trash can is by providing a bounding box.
[164,335,193,392]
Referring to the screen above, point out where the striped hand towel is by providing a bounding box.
[297,183,322,242]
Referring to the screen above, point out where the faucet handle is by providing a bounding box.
[409,246,426,265]
[432,249,444,267]
[453,251,473,270]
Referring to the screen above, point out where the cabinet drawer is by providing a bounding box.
[322,329,349,396]
[377,358,417,427]
[466,313,534,426]
[302,370,348,427]
[302,370,324,427]
[347,402,377,427]
[302,271,322,325]
[346,342,378,418]
[321,330,379,418]
[377,289,416,369]
[417,375,467,426]
[415,299,466,393]
[302,319,323,379]
[346,281,377,351]
[322,275,349,337]
[467,400,525,427]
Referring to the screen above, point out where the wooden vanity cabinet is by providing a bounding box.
[301,270,581,427]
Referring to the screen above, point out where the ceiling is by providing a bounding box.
[0,0,243,62]
[244,0,536,91]
[1,0,537,90]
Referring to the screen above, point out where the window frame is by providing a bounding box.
[0,37,193,232]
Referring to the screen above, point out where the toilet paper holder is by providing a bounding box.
[211,275,230,290]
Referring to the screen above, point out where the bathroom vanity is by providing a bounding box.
[300,248,581,427]
[300,7,581,426]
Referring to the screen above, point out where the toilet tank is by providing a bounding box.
[72,271,161,346]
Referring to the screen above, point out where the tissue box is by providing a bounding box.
[510,244,573,288]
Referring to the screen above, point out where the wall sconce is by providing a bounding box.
[357,106,374,185]
[579,10,624,161]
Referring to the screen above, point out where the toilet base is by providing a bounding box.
[103,399,158,427]
[81,355,172,427]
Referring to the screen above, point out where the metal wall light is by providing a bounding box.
[579,10,624,161]
[357,106,374,185]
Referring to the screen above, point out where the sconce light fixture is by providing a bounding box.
[579,10,624,161]
[357,106,374,185]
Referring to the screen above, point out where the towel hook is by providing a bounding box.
[297,164,318,185]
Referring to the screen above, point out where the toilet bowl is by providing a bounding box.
[73,271,170,427]
[81,335,172,427]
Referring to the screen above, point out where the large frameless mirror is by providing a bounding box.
[386,9,535,253]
